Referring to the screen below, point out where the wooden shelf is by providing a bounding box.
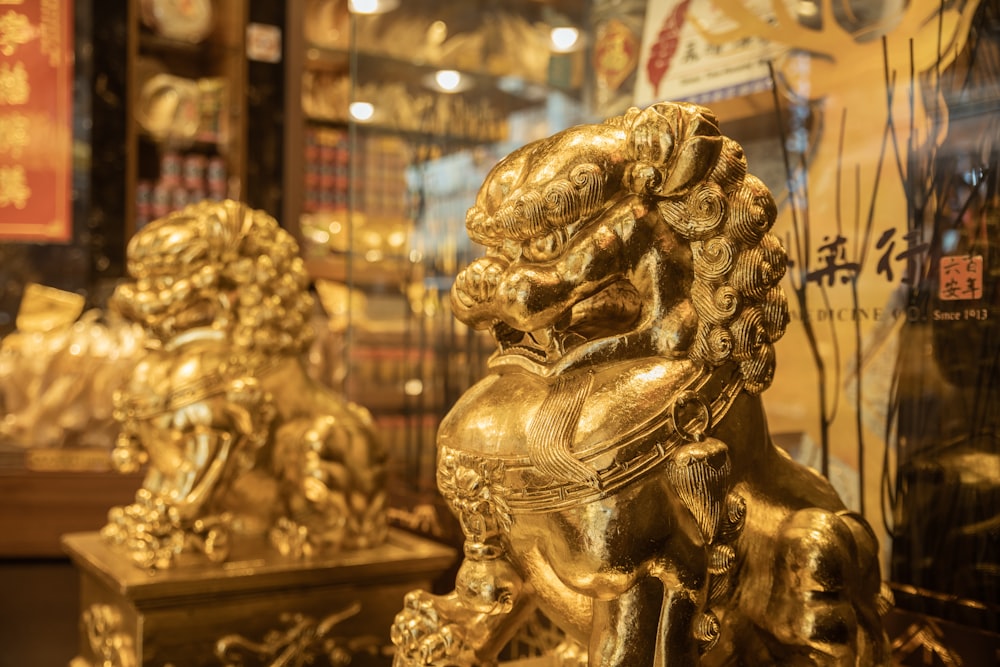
[125,0,248,239]
[305,42,564,101]
[304,114,509,149]
[138,31,212,57]
[305,254,413,290]
[0,469,143,558]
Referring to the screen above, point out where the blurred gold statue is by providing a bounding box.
[0,284,145,453]
[391,103,891,665]
[103,201,388,569]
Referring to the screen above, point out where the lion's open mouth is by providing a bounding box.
[493,323,567,363]
[494,279,642,365]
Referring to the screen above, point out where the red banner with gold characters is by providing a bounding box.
[0,0,73,242]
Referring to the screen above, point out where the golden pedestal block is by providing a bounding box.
[63,529,455,666]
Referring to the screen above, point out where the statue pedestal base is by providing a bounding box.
[63,529,455,667]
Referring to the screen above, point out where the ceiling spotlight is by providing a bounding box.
[423,69,472,93]
[435,70,462,91]
[348,0,399,15]
[549,26,580,52]
[349,101,375,121]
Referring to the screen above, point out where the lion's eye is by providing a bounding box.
[523,229,566,262]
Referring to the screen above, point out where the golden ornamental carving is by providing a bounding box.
[79,604,136,667]
[215,602,389,667]
[102,201,388,569]
[0,60,28,104]
[890,616,964,665]
[391,102,892,665]
[0,285,145,452]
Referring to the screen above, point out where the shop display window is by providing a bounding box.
[1,0,998,663]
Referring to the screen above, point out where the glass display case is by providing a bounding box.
[125,0,248,236]
[283,0,593,543]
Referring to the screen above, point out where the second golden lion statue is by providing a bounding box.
[103,201,388,569]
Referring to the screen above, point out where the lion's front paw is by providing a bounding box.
[390,590,472,667]
[452,256,507,313]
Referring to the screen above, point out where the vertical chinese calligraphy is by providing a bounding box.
[0,164,29,207]
[0,0,71,242]
[0,9,34,56]
[0,60,27,103]
[0,110,27,156]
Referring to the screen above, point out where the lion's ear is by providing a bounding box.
[659,136,724,197]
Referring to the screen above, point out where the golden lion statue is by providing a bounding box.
[103,201,388,569]
[391,103,891,665]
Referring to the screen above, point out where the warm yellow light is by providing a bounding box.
[349,101,374,121]
[550,26,580,52]
[348,0,399,15]
[423,69,470,94]
[387,230,407,248]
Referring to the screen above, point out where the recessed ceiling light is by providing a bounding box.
[349,101,375,121]
[435,70,462,91]
[348,0,399,15]
[423,69,472,93]
[550,26,580,52]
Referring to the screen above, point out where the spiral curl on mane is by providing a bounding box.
[692,237,737,283]
[466,163,607,245]
[656,181,728,240]
[726,174,776,247]
[622,103,790,394]
[730,309,767,362]
[741,345,776,395]
[692,325,735,366]
[691,283,740,326]
[760,286,790,342]
[707,141,748,195]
